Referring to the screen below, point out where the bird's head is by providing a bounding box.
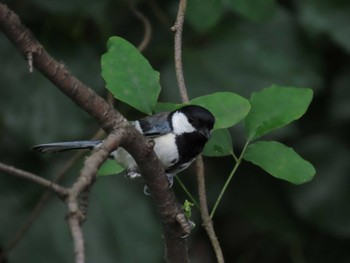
[171,105,215,139]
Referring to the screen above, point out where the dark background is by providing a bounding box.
[1,0,350,262]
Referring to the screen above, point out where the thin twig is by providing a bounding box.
[171,1,225,261]
[1,151,83,258]
[196,157,224,263]
[129,0,152,52]
[1,125,107,259]
[147,0,171,28]
[0,162,68,197]
[172,0,189,103]
[66,196,85,263]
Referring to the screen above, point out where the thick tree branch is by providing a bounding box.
[0,3,189,263]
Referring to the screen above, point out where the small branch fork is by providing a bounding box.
[172,0,225,262]
[0,3,190,263]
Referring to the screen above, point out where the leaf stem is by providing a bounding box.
[210,140,250,219]
[175,175,200,209]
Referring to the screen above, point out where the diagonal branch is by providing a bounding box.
[0,3,189,263]
[0,162,68,197]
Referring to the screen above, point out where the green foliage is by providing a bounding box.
[182,200,195,220]
[298,0,350,54]
[187,0,223,33]
[190,92,250,130]
[244,141,316,184]
[244,86,313,140]
[203,129,233,157]
[101,37,161,114]
[98,159,125,176]
[2,0,350,261]
[101,43,314,186]
[226,0,277,21]
[155,92,250,130]
[186,0,278,32]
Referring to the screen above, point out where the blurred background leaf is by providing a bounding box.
[226,0,277,21]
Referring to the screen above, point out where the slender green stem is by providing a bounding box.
[175,175,200,209]
[231,150,238,162]
[210,140,250,219]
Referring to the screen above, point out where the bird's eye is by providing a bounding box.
[188,117,194,123]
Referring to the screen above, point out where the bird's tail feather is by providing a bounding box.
[32,140,102,154]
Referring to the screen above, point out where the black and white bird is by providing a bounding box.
[33,105,215,187]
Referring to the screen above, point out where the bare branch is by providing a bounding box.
[0,162,68,197]
[172,0,189,103]
[147,0,171,28]
[129,0,152,52]
[196,157,224,263]
[170,1,225,261]
[1,126,108,259]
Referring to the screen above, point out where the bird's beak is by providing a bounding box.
[200,128,211,139]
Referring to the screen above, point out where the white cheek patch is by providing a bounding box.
[172,112,195,135]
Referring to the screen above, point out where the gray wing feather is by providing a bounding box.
[32,140,102,153]
[132,111,172,137]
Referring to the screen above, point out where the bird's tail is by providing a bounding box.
[32,140,102,154]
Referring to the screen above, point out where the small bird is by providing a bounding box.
[33,105,215,187]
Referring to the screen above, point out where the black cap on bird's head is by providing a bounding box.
[171,105,215,139]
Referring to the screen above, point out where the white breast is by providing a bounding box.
[153,133,179,168]
[111,133,178,172]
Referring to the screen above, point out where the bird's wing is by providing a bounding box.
[32,140,102,153]
[132,111,172,137]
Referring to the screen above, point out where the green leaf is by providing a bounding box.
[227,0,276,21]
[101,36,161,114]
[243,141,316,184]
[182,200,195,220]
[203,129,233,157]
[154,102,179,113]
[190,92,250,130]
[187,0,223,33]
[98,159,125,176]
[244,86,313,140]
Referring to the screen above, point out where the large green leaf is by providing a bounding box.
[190,92,250,130]
[203,129,233,157]
[101,37,161,114]
[243,141,316,184]
[244,86,313,140]
[154,102,179,113]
